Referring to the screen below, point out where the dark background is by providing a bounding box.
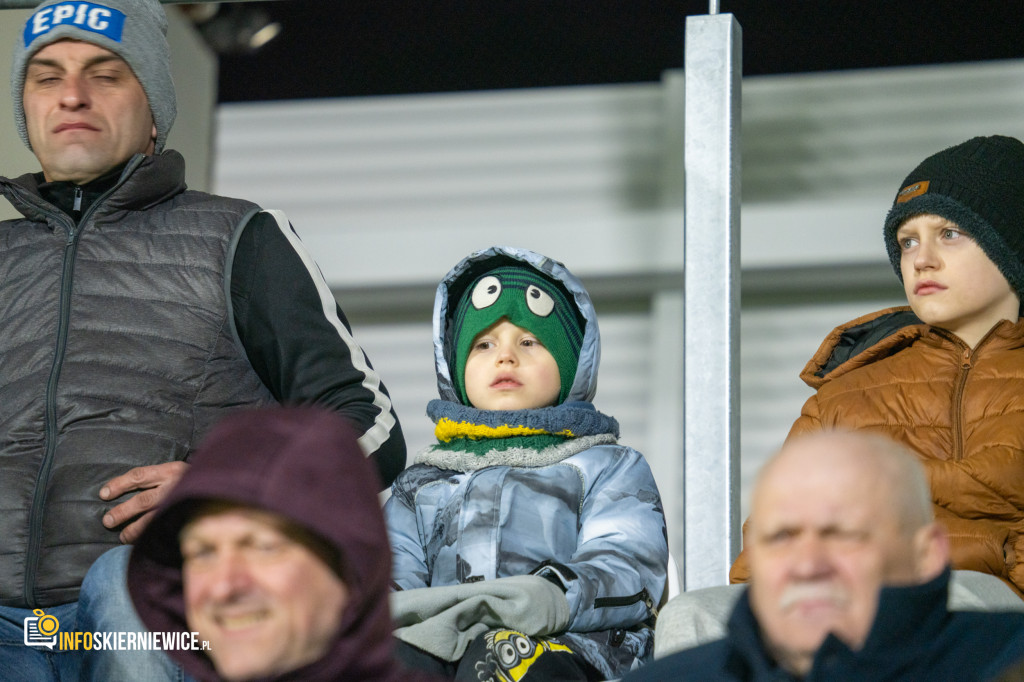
[216,1,1024,104]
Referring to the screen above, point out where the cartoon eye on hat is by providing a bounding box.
[471,276,502,309]
[525,285,554,316]
[470,275,557,318]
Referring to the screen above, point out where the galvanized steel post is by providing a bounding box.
[682,11,742,589]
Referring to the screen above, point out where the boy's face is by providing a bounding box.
[464,318,561,411]
[897,214,1019,345]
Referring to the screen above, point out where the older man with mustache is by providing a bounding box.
[628,431,1024,681]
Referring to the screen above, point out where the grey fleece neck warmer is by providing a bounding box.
[11,0,176,153]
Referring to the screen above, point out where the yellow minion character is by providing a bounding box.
[481,629,573,682]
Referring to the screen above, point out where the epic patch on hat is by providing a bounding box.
[24,2,126,47]
[895,180,930,204]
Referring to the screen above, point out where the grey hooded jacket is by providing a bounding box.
[385,246,668,678]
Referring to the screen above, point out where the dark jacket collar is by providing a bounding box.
[36,160,128,224]
[809,306,1024,386]
[723,568,953,680]
[1,151,187,224]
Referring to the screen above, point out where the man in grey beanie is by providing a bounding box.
[0,1,407,679]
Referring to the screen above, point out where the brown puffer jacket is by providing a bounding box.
[730,306,1024,598]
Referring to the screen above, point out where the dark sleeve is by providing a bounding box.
[229,210,406,488]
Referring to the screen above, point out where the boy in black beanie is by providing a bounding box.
[651,136,1024,665]
[730,135,1024,593]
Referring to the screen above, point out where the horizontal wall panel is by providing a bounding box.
[215,83,670,286]
[743,60,1024,201]
[215,60,1024,288]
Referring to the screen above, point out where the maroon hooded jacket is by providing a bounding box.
[127,407,442,681]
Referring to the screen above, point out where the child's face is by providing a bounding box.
[464,318,562,411]
[897,214,1019,345]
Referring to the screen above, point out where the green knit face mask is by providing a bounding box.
[451,266,583,406]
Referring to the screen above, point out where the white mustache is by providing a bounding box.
[778,582,849,611]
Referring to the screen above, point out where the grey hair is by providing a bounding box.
[758,429,934,535]
[849,431,934,533]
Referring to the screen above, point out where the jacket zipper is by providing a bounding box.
[944,324,1001,463]
[24,217,80,606]
[950,346,971,463]
[21,168,136,607]
[594,587,657,619]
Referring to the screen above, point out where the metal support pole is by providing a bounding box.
[682,12,742,590]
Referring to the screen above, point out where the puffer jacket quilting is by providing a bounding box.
[0,151,275,608]
[732,305,1024,595]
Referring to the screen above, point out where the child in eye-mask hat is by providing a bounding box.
[385,246,668,681]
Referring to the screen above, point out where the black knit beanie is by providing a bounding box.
[883,135,1024,297]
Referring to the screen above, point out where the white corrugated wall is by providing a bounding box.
[213,59,1024,574]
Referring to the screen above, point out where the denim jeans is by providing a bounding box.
[0,546,192,682]
[0,601,79,681]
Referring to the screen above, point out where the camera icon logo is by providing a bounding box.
[24,608,60,649]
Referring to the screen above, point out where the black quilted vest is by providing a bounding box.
[0,151,275,607]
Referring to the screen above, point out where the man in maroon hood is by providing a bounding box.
[127,407,440,682]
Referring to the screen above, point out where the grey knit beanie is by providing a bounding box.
[11,0,176,153]
[883,135,1024,297]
